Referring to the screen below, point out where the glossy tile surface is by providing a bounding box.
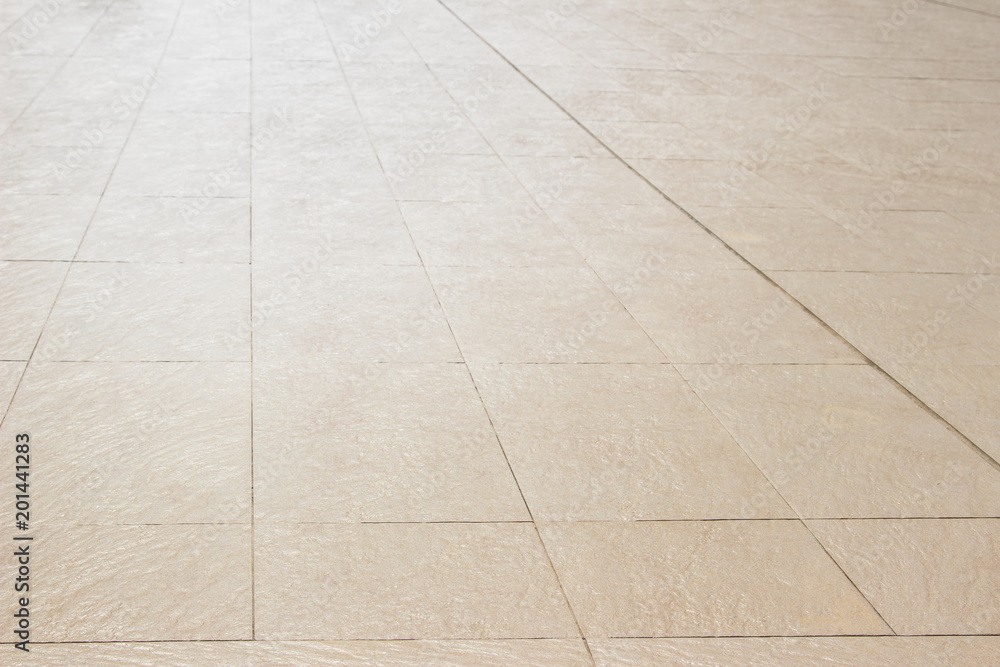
[2,0,997,660]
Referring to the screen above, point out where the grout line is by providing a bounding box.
[925,0,1000,19]
[248,0,256,642]
[434,0,1000,475]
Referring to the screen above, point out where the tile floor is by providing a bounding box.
[1,0,998,664]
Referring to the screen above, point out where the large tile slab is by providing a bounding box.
[252,265,460,364]
[810,518,1000,635]
[430,266,665,363]
[0,524,251,641]
[676,364,1000,518]
[0,260,66,360]
[538,520,890,637]
[0,194,99,260]
[253,363,527,522]
[39,263,250,361]
[77,196,250,264]
[0,362,250,525]
[255,523,579,640]
[589,637,1000,666]
[471,363,792,520]
[18,640,592,666]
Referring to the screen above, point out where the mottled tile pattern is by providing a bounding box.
[0,0,997,661]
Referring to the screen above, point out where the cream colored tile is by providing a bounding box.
[0,525,251,641]
[539,521,890,638]
[253,265,460,364]
[0,362,250,525]
[146,58,250,113]
[253,363,527,522]
[773,271,1000,367]
[0,143,120,195]
[0,195,99,260]
[505,156,663,206]
[0,260,66,360]
[255,523,579,640]
[0,360,24,419]
[809,519,1000,635]
[471,363,792,520]
[20,640,592,666]
[106,112,250,198]
[77,196,250,264]
[252,198,419,267]
[388,153,527,202]
[891,363,1000,462]
[430,266,665,363]
[676,364,1000,518]
[589,637,1000,667]
[39,263,250,361]
[620,268,859,363]
[399,200,584,267]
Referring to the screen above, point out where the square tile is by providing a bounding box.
[255,523,580,639]
[0,260,67,360]
[676,364,1000,518]
[253,265,460,364]
[253,363,527,522]
[0,194,99,260]
[809,519,1000,634]
[399,200,583,267]
[620,268,859,363]
[0,524,251,641]
[471,363,792,520]
[252,198,419,268]
[538,520,890,637]
[77,196,250,264]
[430,266,665,363]
[0,362,250,525]
[38,263,250,361]
[106,112,250,198]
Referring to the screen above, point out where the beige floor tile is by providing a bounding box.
[538,520,890,638]
[253,265,460,364]
[0,194,99,260]
[505,156,664,206]
[0,143,120,196]
[774,271,1000,367]
[77,196,250,264]
[619,268,859,363]
[388,153,528,202]
[145,58,250,113]
[589,637,1000,667]
[891,363,1000,462]
[676,364,1000,518]
[399,200,584,267]
[0,362,250,525]
[106,112,250,198]
[809,519,1000,635]
[0,260,66,360]
[0,524,252,641]
[471,363,792,520]
[430,266,665,363]
[0,360,24,419]
[255,523,579,640]
[18,640,592,666]
[39,263,250,361]
[253,363,527,522]
[252,198,419,268]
